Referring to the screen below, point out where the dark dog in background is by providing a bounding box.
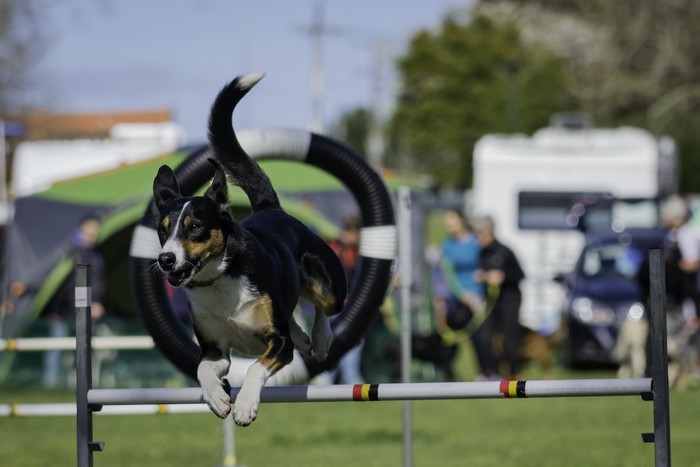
[381,326,555,381]
[153,73,347,426]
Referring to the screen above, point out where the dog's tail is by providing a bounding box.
[208,73,281,212]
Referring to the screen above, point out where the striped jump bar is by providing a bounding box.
[86,378,652,407]
[500,380,527,399]
[349,378,650,402]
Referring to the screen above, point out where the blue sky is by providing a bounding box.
[38,0,471,143]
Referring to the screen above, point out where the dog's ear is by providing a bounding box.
[205,158,229,208]
[153,165,180,210]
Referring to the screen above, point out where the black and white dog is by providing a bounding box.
[152,73,347,426]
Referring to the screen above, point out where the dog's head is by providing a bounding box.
[152,159,232,287]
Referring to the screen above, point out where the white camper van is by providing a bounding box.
[472,116,677,333]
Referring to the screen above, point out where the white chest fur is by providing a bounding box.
[186,276,267,356]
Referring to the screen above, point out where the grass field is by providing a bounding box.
[1,380,698,467]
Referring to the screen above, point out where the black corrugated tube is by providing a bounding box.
[131,132,396,380]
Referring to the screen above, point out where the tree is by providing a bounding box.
[479,0,700,192]
[0,0,47,114]
[331,107,372,158]
[388,13,574,188]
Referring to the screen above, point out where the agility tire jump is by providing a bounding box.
[130,129,397,381]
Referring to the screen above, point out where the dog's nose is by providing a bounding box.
[158,252,176,271]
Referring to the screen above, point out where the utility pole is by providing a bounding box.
[308,0,326,133]
[367,40,392,169]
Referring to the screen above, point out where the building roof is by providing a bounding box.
[9,110,172,140]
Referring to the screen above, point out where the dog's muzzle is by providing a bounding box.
[158,253,194,287]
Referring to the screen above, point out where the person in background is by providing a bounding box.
[472,215,525,380]
[441,210,484,321]
[658,195,700,386]
[439,209,486,375]
[329,214,364,383]
[661,195,700,321]
[43,215,106,389]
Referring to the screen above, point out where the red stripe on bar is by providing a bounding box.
[352,384,364,401]
[499,380,510,398]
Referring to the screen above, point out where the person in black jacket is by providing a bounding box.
[472,215,525,379]
[42,215,106,388]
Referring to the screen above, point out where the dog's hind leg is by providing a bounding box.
[300,289,335,362]
[289,314,313,356]
[300,278,338,362]
[311,306,333,362]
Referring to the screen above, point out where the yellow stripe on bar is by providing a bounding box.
[352,384,380,401]
[361,384,371,401]
[508,381,517,398]
[500,380,527,398]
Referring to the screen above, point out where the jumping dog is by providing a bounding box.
[152,73,347,426]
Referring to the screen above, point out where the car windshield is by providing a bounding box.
[581,243,644,279]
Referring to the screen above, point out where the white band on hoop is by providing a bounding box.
[130,225,161,259]
[238,129,311,161]
[359,225,397,260]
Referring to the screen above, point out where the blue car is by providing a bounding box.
[557,228,667,368]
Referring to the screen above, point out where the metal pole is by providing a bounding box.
[398,187,413,467]
[75,264,94,467]
[648,249,671,466]
[0,119,7,339]
[221,415,237,467]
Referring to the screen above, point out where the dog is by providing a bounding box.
[152,73,347,426]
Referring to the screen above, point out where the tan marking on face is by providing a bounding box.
[182,228,226,263]
[161,216,170,232]
[183,215,192,231]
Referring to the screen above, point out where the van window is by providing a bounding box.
[517,191,605,230]
[581,244,643,278]
[518,191,659,232]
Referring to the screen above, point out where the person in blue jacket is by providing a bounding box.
[440,209,487,375]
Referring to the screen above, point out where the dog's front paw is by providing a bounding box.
[202,382,231,419]
[233,387,260,426]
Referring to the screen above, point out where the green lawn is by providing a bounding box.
[1,385,698,467]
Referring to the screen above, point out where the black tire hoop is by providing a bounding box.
[130,129,396,381]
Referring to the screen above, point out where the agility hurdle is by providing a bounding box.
[75,249,671,467]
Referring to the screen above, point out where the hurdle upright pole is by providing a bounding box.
[398,187,413,467]
[648,249,671,466]
[76,265,95,466]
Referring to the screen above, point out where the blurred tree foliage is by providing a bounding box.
[388,13,574,187]
[390,0,700,191]
[331,107,371,160]
[0,0,46,113]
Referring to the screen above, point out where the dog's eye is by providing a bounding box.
[190,222,204,233]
